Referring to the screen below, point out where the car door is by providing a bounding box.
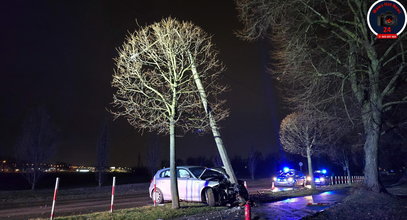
[177,168,192,201]
[157,169,171,200]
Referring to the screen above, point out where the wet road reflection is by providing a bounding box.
[253,189,349,220]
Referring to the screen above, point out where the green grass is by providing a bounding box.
[35,203,225,220]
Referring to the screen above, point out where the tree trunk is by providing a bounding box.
[346,164,351,185]
[361,43,386,193]
[31,171,37,190]
[363,130,382,192]
[189,53,237,184]
[361,97,384,192]
[169,118,180,209]
[306,147,315,189]
[98,171,102,187]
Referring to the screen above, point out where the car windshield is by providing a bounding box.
[188,167,206,178]
[199,169,225,180]
[278,171,295,177]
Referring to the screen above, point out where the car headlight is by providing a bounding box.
[288,177,293,182]
[320,177,325,182]
[273,177,277,181]
[307,176,312,181]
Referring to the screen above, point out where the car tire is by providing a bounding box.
[205,188,216,207]
[152,188,164,204]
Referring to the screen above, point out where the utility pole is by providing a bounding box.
[188,53,238,184]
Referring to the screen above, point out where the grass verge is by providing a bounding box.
[32,203,225,220]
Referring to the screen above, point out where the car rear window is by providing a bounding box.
[160,170,170,178]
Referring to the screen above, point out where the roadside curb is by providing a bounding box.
[306,202,330,206]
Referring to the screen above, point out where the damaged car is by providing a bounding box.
[149,166,248,206]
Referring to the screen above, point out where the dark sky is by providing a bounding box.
[0,0,283,167]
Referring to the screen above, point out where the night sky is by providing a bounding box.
[0,0,283,167]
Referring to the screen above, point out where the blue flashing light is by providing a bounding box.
[322,169,327,174]
[283,167,290,173]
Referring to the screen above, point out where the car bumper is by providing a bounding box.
[315,181,328,185]
[274,181,295,186]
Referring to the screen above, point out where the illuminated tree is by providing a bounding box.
[111,18,228,208]
[280,111,340,189]
[236,0,407,192]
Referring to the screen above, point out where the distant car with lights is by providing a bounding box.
[273,167,306,187]
[307,169,329,185]
[149,166,248,206]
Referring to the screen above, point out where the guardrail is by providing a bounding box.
[328,175,364,185]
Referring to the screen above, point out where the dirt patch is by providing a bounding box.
[173,207,244,220]
[305,187,407,220]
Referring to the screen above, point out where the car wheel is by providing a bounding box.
[205,188,216,207]
[152,188,164,204]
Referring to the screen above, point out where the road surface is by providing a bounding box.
[174,189,350,220]
[0,191,151,219]
[252,189,349,219]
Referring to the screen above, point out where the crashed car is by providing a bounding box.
[273,168,306,187]
[149,166,248,206]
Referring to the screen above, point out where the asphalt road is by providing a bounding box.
[0,191,151,219]
[173,188,350,220]
[252,189,349,220]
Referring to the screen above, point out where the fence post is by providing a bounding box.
[153,176,157,207]
[110,176,116,213]
[50,177,59,220]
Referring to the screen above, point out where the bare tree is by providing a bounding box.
[329,145,352,184]
[96,118,109,187]
[236,0,407,192]
[111,18,228,208]
[15,107,56,190]
[247,147,261,180]
[280,111,340,189]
